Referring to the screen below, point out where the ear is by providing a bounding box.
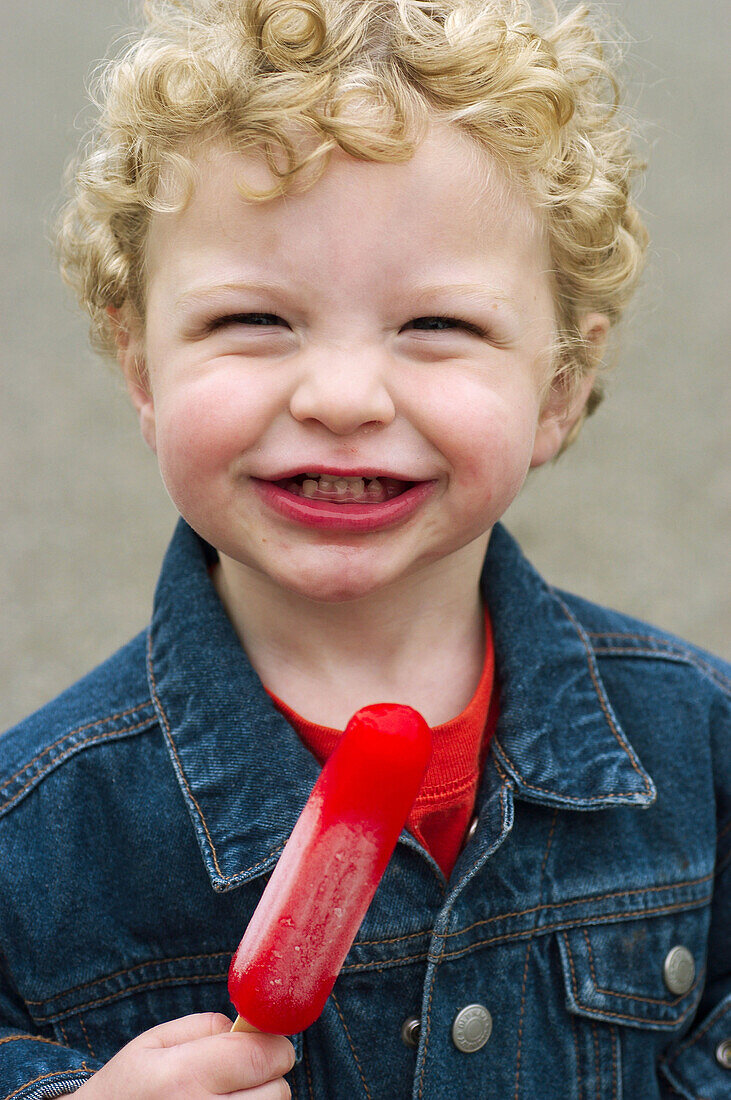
[530,312,610,468]
[107,305,157,454]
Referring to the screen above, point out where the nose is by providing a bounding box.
[289,345,396,436]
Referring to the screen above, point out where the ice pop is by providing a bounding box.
[228,703,431,1034]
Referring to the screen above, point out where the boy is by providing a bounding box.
[1,1,728,1097]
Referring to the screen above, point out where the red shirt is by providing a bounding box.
[265,607,497,879]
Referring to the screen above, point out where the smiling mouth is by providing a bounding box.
[272,474,415,504]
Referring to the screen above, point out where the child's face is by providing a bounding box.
[120,124,596,604]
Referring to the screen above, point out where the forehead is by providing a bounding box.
[145,122,550,306]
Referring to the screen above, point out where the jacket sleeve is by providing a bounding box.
[659,680,731,1100]
[0,951,101,1099]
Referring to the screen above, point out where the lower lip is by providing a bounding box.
[252,480,437,532]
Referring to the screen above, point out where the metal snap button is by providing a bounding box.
[716,1038,731,1069]
[452,1004,492,1052]
[662,946,695,995]
[466,816,479,841]
[400,1016,421,1049]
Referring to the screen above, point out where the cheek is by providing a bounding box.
[441,384,541,497]
[151,378,269,493]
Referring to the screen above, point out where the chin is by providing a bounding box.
[274,560,396,605]
[286,575,386,605]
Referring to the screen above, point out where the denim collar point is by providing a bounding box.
[147,520,322,892]
[481,526,657,811]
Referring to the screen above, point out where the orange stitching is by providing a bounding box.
[587,634,731,691]
[553,597,654,794]
[354,810,711,953]
[343,900,715,977]
[37,970,227,1022]
[514,939,533,1100]
[590,1020,600,1100]
[414,894,713,968]
[561,932,701,1028]
[25,949,232,1004]
[0,718,157,811]
[351,927,430,949]
[492,753,509,783]
[2,1067,92,1100]
[610,1026,618,1100]
[341,889,712,975]
[79,1015,96,1059]
[146,631,228,880]
[58,1020,69,1046]
[224,839,289,884]
[0,1033,66,1048]
[565,986,701,1028]
[0,701,153,794]
[582,929,599,987]
[664,997,731,1062]
[581,928,703,1007]
[146,633,288,885]
[330,991,372,1098]
[303,1038,315,1100]
[718,817,731,841]
[569,1011,585,1100]
[492,735,649,803]
[430,870,714,942]
[563,932,580,995]
[514,810,558,1099]
[592,648,731,692]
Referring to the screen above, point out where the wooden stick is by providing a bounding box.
[231,1014,259,1033]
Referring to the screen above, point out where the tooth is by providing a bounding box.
[287,482,300,494]
[350,478,365,494]
[305,472,318,478]
[318,478,335,491]
[302,479,318,497]
[334,479,349,494]
[367,479,382,491]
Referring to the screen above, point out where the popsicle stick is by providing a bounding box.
[231,1014,259,1033]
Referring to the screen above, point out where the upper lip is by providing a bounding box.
[257,468,426,482]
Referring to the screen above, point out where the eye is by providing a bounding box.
[405,315,487,338]
[209,312,286,330]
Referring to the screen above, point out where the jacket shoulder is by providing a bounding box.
[0,630,157,816]
[555,588,731,696]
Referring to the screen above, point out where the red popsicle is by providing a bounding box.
[228,703,432,1034]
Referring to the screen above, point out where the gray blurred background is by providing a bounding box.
[1,0,729,731]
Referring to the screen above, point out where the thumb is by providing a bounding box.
[140,1012,234,1049]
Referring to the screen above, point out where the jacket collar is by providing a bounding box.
[481,524,656,812]
[147,519,321,892]
[148,519,655,893]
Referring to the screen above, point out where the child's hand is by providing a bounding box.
[75,1012,294,1098]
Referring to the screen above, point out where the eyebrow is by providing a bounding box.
[175,281,292,312]
[409,283,520,313]
[175,280,520,316]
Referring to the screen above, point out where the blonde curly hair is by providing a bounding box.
[56,0,648,423]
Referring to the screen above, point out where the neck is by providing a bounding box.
[212,538,491,727]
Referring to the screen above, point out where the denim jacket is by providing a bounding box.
[1,519,729,1099]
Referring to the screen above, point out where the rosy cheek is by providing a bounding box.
[155,380,264,471]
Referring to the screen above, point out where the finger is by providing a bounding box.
[139,1011,234,1050]
[179,1030,295,1093]
[226,1081,292,1100]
